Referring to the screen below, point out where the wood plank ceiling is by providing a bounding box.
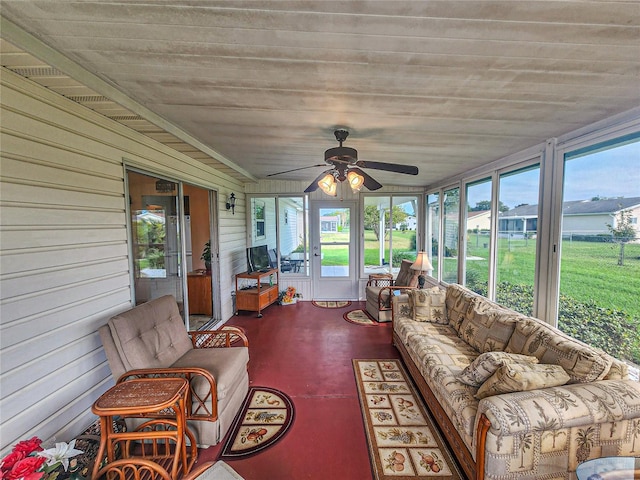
[1,1,639,188]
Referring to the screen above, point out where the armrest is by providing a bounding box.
[189,326,249,348]
[378,286,416,310]
[118,367,218,421]
[476,379,640,437]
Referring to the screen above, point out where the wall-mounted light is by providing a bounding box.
[226,193,236,214]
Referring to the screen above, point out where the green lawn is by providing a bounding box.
[332,229,640,320]
[363,230,415,265]
[465,235,640,318]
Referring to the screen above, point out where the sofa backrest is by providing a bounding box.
[105,295,193,376]
[445,283,481,332]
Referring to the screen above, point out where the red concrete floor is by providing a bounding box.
[197,300,400,479]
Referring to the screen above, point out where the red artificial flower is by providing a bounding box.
[12,438,43,457]
[6,457,46,480]
[1,451,25,472]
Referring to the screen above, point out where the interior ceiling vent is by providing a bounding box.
[8,66,65,77]
[66,95,111,103]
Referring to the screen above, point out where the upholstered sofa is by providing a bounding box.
[391,282,640,480]
[365,259,419,322]
[99,295,250,447]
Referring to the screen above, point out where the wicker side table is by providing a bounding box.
[91,377,195,480]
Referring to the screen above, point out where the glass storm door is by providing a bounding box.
[311,201,358,300]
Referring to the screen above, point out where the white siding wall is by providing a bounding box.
[0,69,246,452]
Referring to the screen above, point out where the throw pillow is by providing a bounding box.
[409,287,447,324]
[475,363,570,400]
[459,351,539,387]
[457,299,521,353]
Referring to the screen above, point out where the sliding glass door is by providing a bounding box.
[127,170,185,308]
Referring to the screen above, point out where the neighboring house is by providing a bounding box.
[467,210,491,232]
[499,197,640,239]
[395,215,417,230]
[320,215,341,232]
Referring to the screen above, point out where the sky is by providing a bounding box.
[467,139,640,209]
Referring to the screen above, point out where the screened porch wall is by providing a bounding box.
[0,68,245,454]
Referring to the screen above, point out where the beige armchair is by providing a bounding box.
[365,259,419,322]
[99,295,249,447]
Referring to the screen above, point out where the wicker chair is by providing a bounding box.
[95,458,244,480]
[365,259,419,322]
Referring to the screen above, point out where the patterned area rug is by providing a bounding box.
[353,359,463,479]
[311,300,352,308]
[220,387,295,459]
[344,309,379,326]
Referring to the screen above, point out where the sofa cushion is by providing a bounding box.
[505,317,612,383]
[445,284,478,333]
[475,363,570,399]
[459,351,539,387]
[408,287,447,323]
[172,347,250,401]
[398,321,480,450]
[458,301,521,353]
[108,295,193,371]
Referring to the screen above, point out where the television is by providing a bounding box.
[247,245,271,273]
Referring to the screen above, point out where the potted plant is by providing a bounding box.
[201,241,212,273]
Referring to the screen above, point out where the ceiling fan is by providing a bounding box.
[267,129,419,196]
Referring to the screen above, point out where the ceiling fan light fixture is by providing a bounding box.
[346,170,365,192]
[318,172,337,196]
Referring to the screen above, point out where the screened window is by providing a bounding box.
[278,197,307,275]
[442,187,460,283]
[249,196,308,275]
[363,195,419,276]
[464,178,492,294]
[559,136,640,365]
[426,193,440,278]
[495,165,540,314]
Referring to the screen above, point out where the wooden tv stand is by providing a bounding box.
[235,268,279,317]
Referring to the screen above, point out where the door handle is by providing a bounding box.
[314,253,320,257]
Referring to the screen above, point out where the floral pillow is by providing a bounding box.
[459,351,539,387]
[409,287,447,324]
[475,363,570,400]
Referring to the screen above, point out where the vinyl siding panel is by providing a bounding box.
[0,68,245,452]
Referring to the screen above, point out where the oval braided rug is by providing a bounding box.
[220,387,294,459]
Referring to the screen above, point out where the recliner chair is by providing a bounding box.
[98,295,249,447]
[365,259,419,322]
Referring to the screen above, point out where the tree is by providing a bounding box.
[606,207,637,266]
[363,205,408,241]
[469,200,509,212]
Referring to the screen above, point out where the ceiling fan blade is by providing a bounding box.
[356,160,419,175]
[349,167,382,191]
[266,164,326,177]
[304,169,334,193]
